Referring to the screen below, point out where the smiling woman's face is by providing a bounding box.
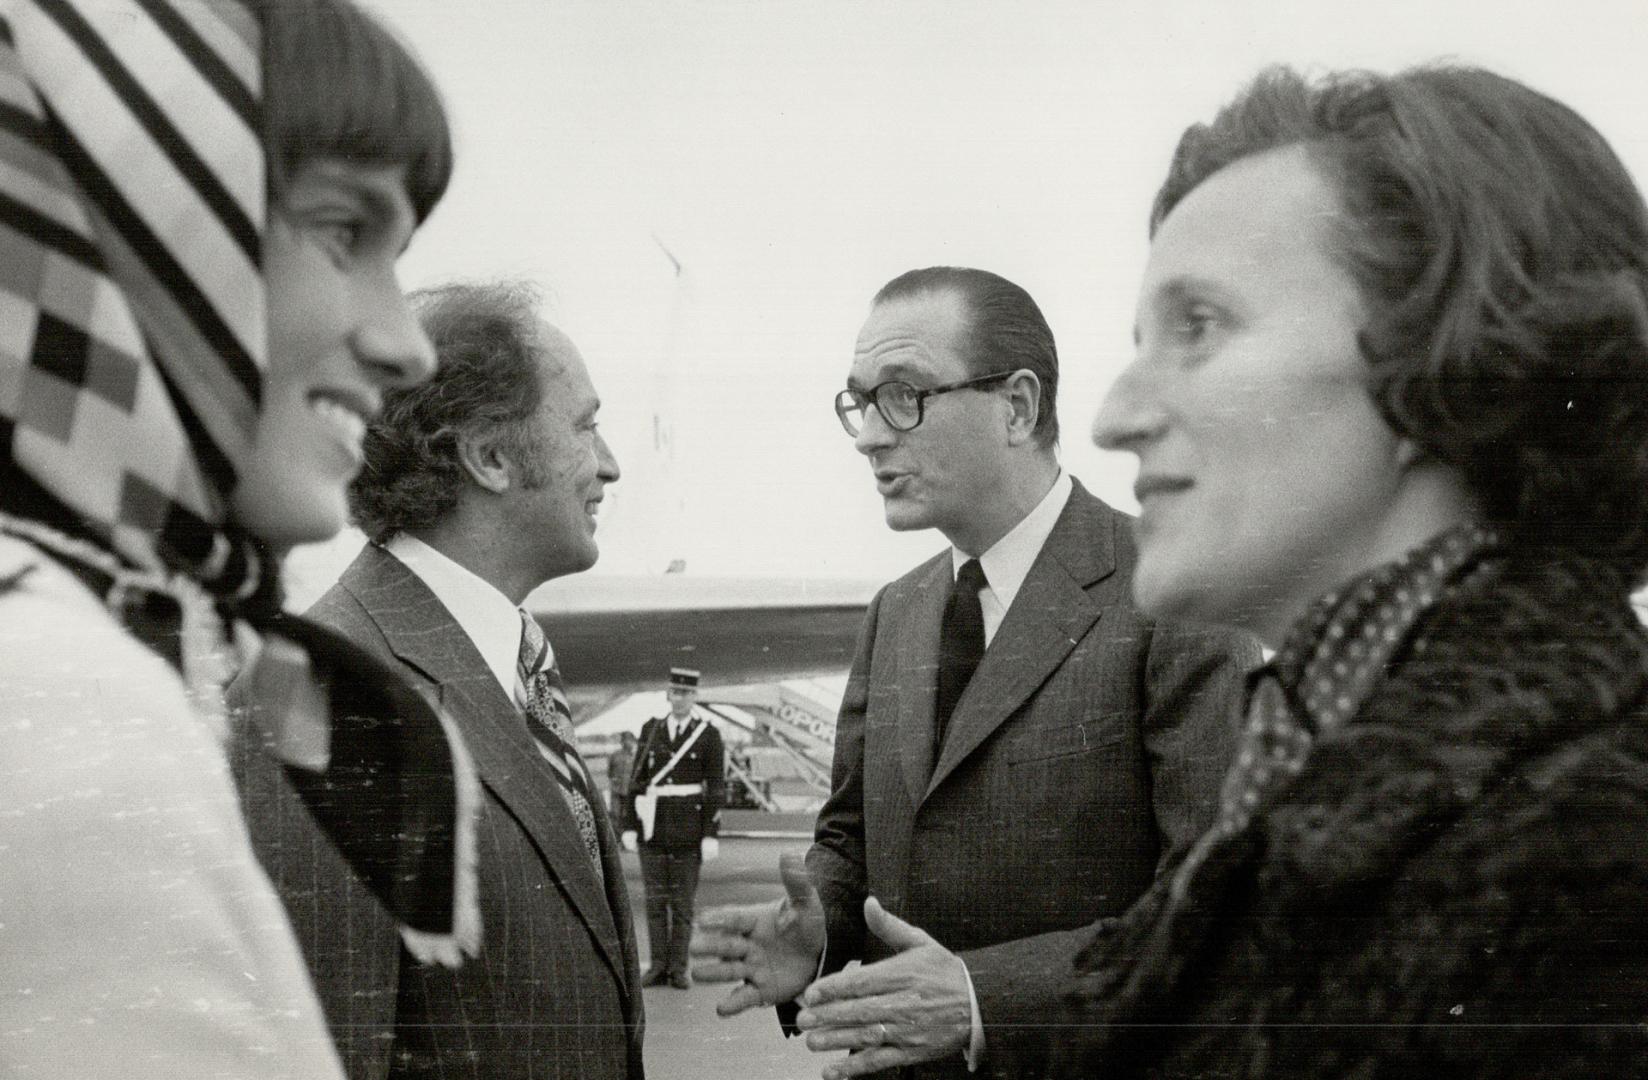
[1092,146,1418,643]
[231,161,436,551]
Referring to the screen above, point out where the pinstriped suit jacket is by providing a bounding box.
[243,542,643,1080]
[807,481,1257,1080]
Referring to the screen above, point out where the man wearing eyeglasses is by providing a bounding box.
[693,266,1257,1079]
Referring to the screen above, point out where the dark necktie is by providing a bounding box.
[517,611,604,874]
[934,558,987,751]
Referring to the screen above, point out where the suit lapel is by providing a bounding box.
[897,554,952,805]
[925,482,1119,798]
[437,677,624,963]
[338,546,627,984]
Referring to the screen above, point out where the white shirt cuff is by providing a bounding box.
[962,958,984,1071]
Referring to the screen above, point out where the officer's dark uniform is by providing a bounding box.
[630,668,724,987]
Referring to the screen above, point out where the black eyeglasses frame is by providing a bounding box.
[834,370,1018,436]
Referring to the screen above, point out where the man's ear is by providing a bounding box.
[1002,369,1042,447]
[456,428,512,493]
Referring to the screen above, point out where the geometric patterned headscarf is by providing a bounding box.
[0,0,264,593]
[0,0,482,966]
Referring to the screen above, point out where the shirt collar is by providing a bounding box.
[385,533,525,697]
[952,469,1072,610]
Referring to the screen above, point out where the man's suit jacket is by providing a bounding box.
[808,480,1257,1079]
[629,714,725,850]
[243,542,644,1080]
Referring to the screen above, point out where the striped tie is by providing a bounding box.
[517,611,603,874]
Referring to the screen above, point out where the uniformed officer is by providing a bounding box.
[623,667,726,989]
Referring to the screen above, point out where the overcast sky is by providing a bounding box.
[324,0,1648,587]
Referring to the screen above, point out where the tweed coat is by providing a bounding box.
[806,481,1258,1079]
[1055,556,1648,1079]
[241,542,644,1080]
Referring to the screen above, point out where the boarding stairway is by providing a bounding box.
[696,683,836,812]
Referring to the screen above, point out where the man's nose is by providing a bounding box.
[853,405,897,456]
[595,430,621,483]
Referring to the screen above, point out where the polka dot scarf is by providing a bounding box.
[1171,523,1502,901]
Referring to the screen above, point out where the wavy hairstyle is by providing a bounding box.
[1154,65,1648,579]
[349,282,547,541]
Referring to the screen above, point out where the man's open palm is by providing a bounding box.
[691,851,827,1016]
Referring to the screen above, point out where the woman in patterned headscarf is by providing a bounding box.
[1049,65,1648,1079]
[0,1,474,1075]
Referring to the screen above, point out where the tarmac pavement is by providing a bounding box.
[622,835,829,1080]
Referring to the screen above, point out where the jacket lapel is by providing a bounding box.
[926,482,1119,798]
[896,553,952,805]
[338,546,627,983]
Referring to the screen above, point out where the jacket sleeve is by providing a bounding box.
[1140,618,1258,861]
[962,921,1121,1079]
[701,723,725,838]
[777,586,887,1034]
[806,583,886,972]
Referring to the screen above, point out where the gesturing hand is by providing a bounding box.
[690,850,826,1017]
[794,897,972,1080]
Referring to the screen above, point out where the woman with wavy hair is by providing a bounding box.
[1067,65,1648,1078]
[0,1,475,1076]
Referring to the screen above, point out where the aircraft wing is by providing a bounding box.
[525,574,877,711]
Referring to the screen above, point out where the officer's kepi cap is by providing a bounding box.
[668,667,701,690]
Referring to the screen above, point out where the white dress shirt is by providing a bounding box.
[952,469,1073,646]
[385,534,531,697]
